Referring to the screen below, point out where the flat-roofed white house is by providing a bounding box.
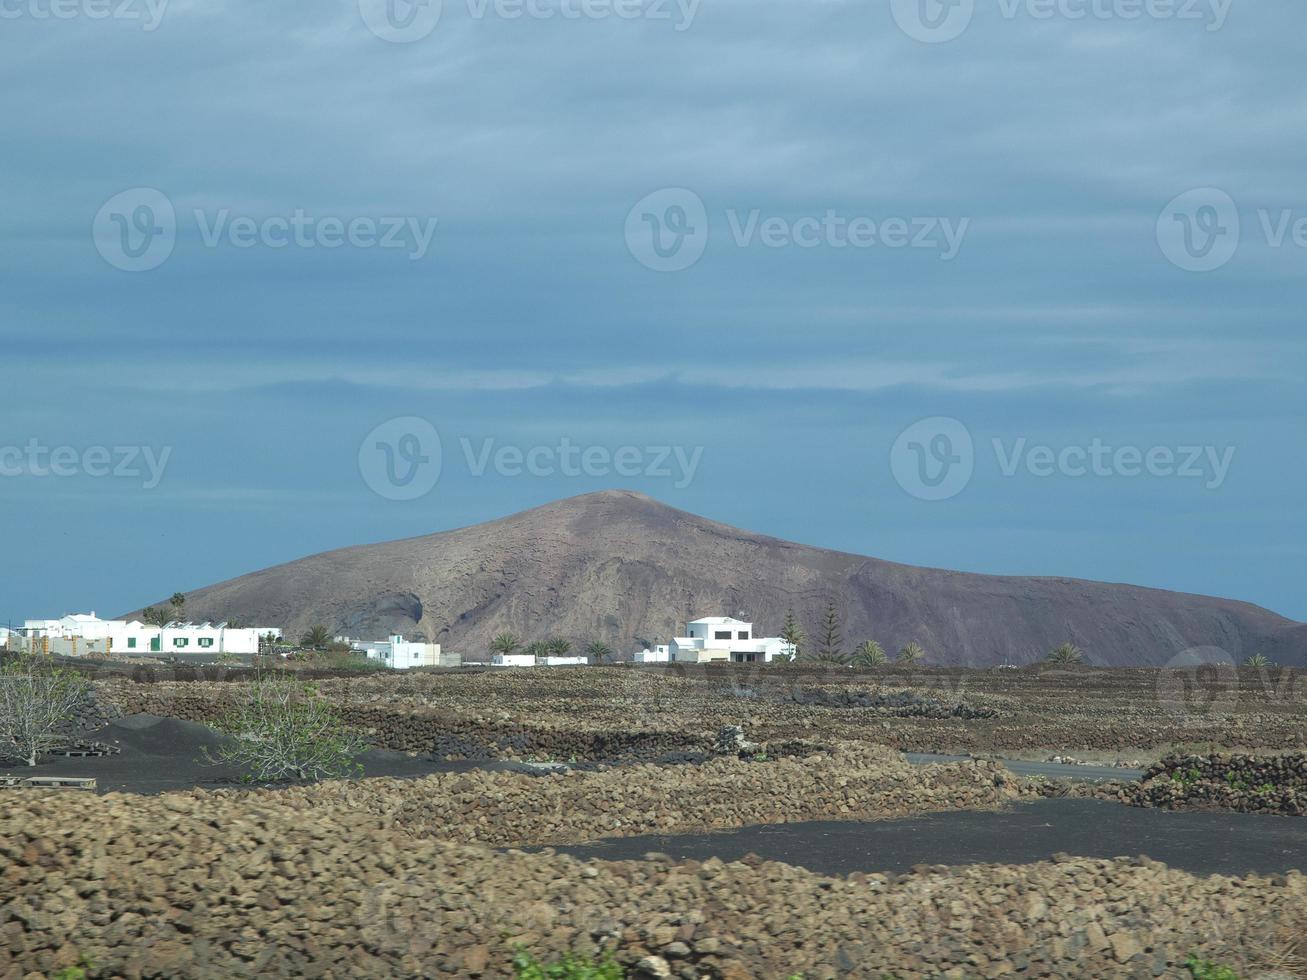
[637,617,796,664]
[351,634,459,670]
[15,613,281,657]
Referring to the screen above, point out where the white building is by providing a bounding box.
[491,653,537,667]
[489,653,591,667]
[633,644,671,663]
[15,613,281,657]
[352,634,451,670]
[637,617,796,664]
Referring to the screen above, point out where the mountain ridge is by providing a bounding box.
[126,490,1305,666]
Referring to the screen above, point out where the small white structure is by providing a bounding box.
[491,653,537,667]
[540,656,589,667]
[353,634,445,670]
[637,617,796,664]
[633,644,671,663]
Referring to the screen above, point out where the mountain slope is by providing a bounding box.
[130,490,1304,666]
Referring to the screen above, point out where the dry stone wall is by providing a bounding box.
[1,787,1304,979]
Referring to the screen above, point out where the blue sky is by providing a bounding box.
[2,0,1304,625]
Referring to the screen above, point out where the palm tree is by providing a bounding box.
[586,640,612,665]
[141,606,169,627]
[1243,654,1274,668]
[852,640,887,668]
[1046,643,1083,665]
[169,592,186,621]
[299,625,332,651]
[896,642,925,666]
[545,637,572,657]
[490,632,521,657]
[525,641,548,662]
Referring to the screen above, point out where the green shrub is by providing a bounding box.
[204,675,366,782]
[1185,954,1240,980]
[511,949,625,979]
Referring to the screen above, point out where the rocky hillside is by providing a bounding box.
[129,490,1304,666]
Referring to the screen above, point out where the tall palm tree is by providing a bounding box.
[586,640,612,665]
[1046,643,1083,665]
[490,632,521,657]
[525,641,548,662]
[852,640,887,668]
[896,642,925,666]
[299,625,332,651]
[545,637,572,657]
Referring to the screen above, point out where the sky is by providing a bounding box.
[2,0,1304,625]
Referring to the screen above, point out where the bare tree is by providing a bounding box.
[204,674,366,782]
[0,655,91,766]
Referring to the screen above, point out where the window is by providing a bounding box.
[127,637,137,649]
[174,638,188,648]
[714,631,732,640]
[737,631,749,640]
[199,638,213,648]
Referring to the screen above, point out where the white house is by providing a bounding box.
[491,653,537,667]
[489,653,590,667]
[633,644,671,663]
[637,617,795,664]
[15,613,280,657]
[352,635,451,670]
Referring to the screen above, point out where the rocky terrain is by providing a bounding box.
[127,490,1305,666]
[3,786,1305,979]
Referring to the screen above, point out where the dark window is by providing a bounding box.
[737,631,749,640]
[714,631,731,640]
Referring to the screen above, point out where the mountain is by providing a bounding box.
[129,490,1305,666]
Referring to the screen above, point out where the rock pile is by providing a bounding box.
[218,743,1028,847]
[1,788,1303,979]
[1120,752,1307,816]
